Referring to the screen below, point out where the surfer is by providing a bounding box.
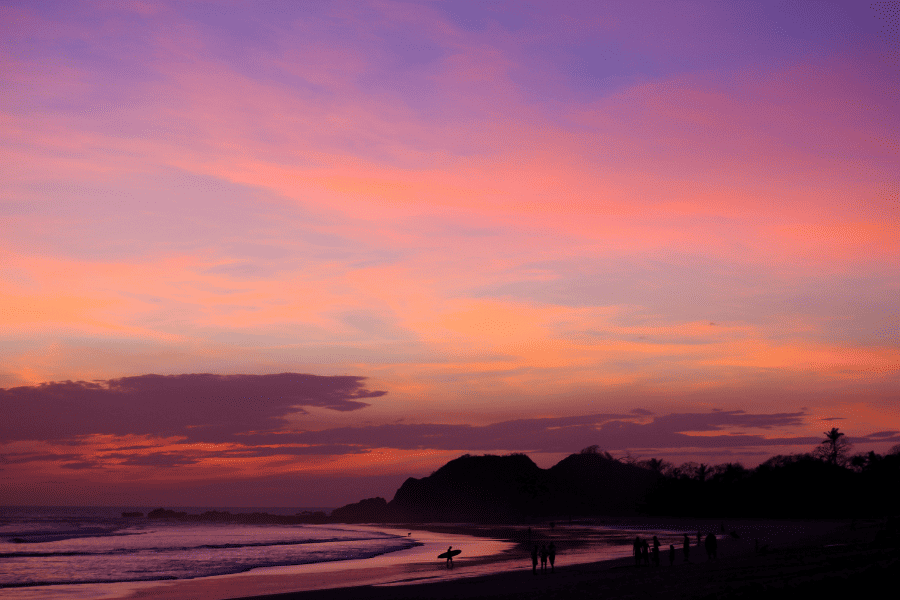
[438,545,461,567]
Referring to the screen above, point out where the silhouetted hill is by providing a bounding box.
[548,452,659,516]
[325,441,900,523]
[388,453,551,522]
[324,451,661,523]
[329,497,392,523]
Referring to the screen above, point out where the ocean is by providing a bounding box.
[2,507,784,600]
[0,506,419,592]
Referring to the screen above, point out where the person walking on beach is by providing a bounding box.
[705,533,718,560]
[531,545,538,574]
[633,536,642,567]
[548,542,556,573]
[540,544,548,572]
[652,536,660,566]
[683,533,691,562]
[669,544,675,566]
[641,539,650,566]
[445,546,454,568]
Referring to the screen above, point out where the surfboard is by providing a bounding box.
[438,549,462,559]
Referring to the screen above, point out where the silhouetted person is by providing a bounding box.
[540,544,548,572]
[642,539,650,565]
[531,545,538,574]
[548,541,556,572]
[705,533,717,560]
[652,536,660,566]
[683,533,691,562]
[669,544,675,566]
[446,546,454,568]
[633,536,642,567]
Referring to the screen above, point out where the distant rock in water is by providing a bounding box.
[144,508,326,524]
[148,508,189,520]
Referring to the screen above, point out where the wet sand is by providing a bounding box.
[116,526,516,600]
[221,518,896,600]
[97,517,895,600]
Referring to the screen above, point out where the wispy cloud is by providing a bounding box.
[1,0,897,504]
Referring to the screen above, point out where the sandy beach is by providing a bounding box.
[2,516,893,600]
[223,518,895,600]
[101,516,894,600]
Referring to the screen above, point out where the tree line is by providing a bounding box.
[617,428,900,518]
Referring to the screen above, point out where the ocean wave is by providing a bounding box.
[0,534,409,557]
[0,538,420,587]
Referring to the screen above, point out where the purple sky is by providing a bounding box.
[1,1,898,506]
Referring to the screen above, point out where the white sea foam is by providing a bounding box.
[0,507,416,589]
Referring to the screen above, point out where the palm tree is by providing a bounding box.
[816,427,851,466]
[696,463,711,482]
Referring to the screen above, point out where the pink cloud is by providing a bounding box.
[1,1,897,496]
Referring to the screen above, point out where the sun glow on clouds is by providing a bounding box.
[1,0,898,503]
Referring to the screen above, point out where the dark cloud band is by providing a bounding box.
[0,373,383,443]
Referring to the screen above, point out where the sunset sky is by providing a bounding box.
[2,0,899,507]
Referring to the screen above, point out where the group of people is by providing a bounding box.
[453,527,722,575]
[530,542,556,574]
[524,529,720,576]
[635,531,718,567]
[632,535,663,566]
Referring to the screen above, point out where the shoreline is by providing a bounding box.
[117,524,519,600]
[119,517,753,599]
[223,517,895,600]
[4,517,889,600]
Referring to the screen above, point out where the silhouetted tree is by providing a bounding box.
[618,450,639,465]
[711,462,748,484]
[696,463,711,482]
[759,453,812,469]
[637,457,671,474]
[850,450,881,473]
[580,445,615,459]
[675,462,699,480]
[813,427,852,466]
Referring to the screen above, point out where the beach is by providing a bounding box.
[4,516,890,600]
[222,518,896,600]
[107,517,894,600]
